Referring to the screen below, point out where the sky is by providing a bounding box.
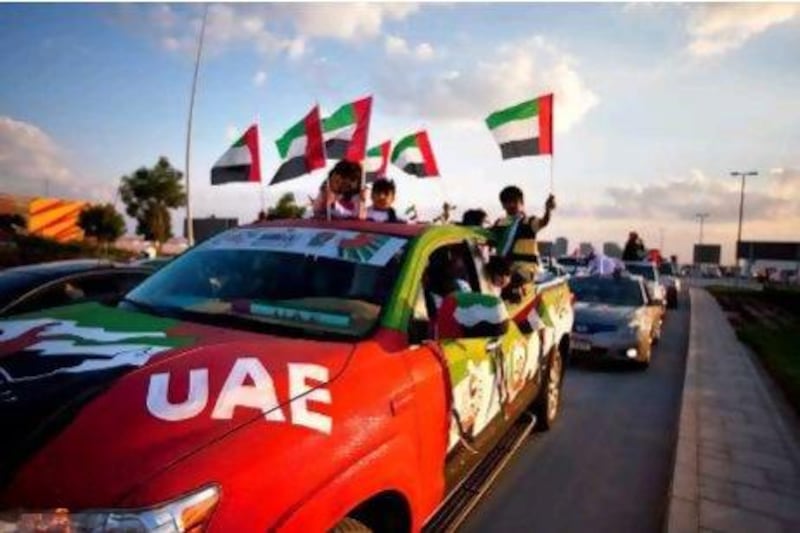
[0,2,798,264]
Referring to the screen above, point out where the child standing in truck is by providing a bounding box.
[312,160,366,219]
[366,178,403,223]
[493,186,556,284]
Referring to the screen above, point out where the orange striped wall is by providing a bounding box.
[27,197,86,242]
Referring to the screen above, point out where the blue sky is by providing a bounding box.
[0,2,798,263]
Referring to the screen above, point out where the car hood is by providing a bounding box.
[573,302,639,326]
[0,302,355,508]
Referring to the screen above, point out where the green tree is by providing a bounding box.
[118,157,186,245]
[78,203,125,243]
[267,192,306,220]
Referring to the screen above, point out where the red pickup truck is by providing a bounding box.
[0,220,573,531]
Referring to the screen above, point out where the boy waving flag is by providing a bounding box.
[270,105,326,185]
[364,141,391,183]
[211,124,261,185]
[486,94,553,159]
[391,131,439,177]
[322,96,372,162]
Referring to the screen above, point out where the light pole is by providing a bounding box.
[695,213,709,245]
[731,170,758,266]
[184,4,210,247]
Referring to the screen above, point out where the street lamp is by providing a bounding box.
[695,213,709,245]
[731,171,758,264]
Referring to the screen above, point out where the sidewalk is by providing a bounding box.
[667,288,800,532]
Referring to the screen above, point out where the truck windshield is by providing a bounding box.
[123,227,408,339]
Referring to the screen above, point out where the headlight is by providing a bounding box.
[0,485,219,533]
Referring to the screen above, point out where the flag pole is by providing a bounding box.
[257,112,266,216]
[184,3,209,247]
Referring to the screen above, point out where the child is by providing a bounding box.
[366,178,403,223]
[493,186,556,281]
[312,160,366,219]
[485,255,512,297]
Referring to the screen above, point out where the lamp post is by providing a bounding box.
[184,4,210,248]
[731,171,758,267]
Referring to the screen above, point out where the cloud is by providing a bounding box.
[770,166,800,198]
[252,70,267,87]
[687,4,800,57]
[376,36,598,132]
[0,116,114,202]
[288,3,418,41]
[585,169,800,223]
[0,116,74,190]
[109,3,419,60]
[385,35,435,61]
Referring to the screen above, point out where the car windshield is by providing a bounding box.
[0,271,42,307]
[123,227,408,339]
[568,276,645,307]
[625,263,656,281]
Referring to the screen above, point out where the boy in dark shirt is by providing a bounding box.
[366,178,403,223]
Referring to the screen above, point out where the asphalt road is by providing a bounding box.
[463,292,691,533]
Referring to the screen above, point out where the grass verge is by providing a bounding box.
[707,286,800,416]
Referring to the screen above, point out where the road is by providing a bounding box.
[463,292,690,532]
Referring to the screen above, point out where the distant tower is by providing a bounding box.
[554,237,568,257]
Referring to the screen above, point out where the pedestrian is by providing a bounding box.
[461,209,488,227]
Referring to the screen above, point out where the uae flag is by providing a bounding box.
[270,106,326,185]
[391,131,439,177]
[323,96,372,162]
[211,124,261,185]
[486,93,553,159]
[364,141,391,183]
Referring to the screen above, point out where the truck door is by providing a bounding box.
[414,241,539,492]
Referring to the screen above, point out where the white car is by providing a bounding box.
[624,261,667,313]
[658,262,681,308]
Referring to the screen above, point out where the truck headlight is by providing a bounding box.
[0,485,219,533]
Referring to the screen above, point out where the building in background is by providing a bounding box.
[0,194,86,242]
[603,241,623,258]
[538,240,553,258]
[553,237,568,257]
[185,216,239,244]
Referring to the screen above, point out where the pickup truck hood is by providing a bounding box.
[573,302,638,326]
[0,302,355,508]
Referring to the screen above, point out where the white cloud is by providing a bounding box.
[252,70,267,87]
[0,116,74,188]
[585,169,800,223]
[288,3,418,41]
[0,116,111,201]
[376,36,598,132]
[687,4,800,57]
[110,3,419,60]
[384,34,435,61]
[225,125,239,142]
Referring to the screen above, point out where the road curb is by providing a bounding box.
[665,288,700,533]
[666,287,800,532]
